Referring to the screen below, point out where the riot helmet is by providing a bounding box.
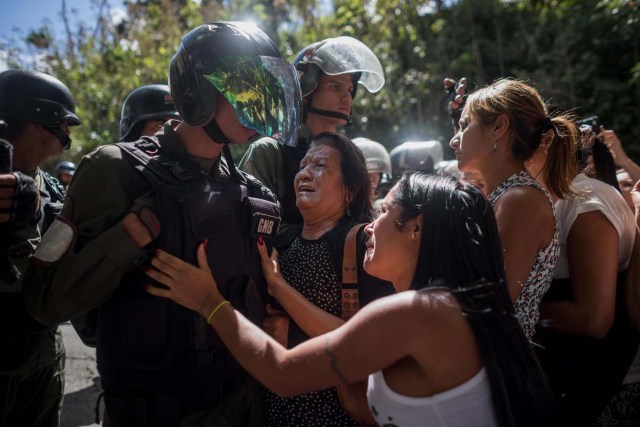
[292,37,384,123]
[352,137,392,181]
[54,160,76,187]
[293,37,385,98]
[119,84,179,142]
[0,69,81,149]
[169,22,302,146]
[54,160,76,176]
[390,140,444,181]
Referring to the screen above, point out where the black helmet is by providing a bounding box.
[0,69,81,127]
[169,22,302,146]
[292,36,385,99]
[54,160,76,176]
[119,84,179,141]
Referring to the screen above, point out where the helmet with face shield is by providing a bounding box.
[292,36,385,123]
[169,22,302,146]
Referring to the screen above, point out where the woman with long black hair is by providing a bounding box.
[144,173,555,427]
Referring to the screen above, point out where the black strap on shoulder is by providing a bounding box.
[321,216,360,282]
[222,144,243,184]
[116,137,191,187]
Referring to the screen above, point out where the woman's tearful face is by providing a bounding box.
[294,144,347,220]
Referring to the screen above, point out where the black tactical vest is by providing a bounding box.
[97,137,280,400]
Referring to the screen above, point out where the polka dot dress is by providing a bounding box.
[263,236,359,427]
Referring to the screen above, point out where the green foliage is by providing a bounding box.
[5,0,640,165]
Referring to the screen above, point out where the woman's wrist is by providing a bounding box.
[206,300,231,324]
[198,292,226,319]
[271,276,290,299]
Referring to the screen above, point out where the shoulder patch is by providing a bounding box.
[31,216,77,265]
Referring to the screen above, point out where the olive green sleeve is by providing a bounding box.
[23,145,150,324]
[238,138,284,201]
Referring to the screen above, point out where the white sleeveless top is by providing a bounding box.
[366,368,497,427]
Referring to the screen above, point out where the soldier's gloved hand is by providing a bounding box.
[0,172,41,225]
[123,194,161,248]
[444,77,468,131]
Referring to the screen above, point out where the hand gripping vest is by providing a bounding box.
[97,138,280,403]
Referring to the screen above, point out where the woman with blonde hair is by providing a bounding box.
[449,78,577,340]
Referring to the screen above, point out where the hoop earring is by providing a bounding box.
[527,159,533,171]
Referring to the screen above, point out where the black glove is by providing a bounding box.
[0,172,41,226]
[0,137,11,173]
[444,77,468,130]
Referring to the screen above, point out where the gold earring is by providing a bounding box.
[411,232,416,239]
[493,140,497,152]
[527,159,533,170]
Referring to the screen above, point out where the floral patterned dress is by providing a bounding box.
[487,171,560,340]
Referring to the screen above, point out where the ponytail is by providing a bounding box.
[466,79,578,199]
[543,115,578,199]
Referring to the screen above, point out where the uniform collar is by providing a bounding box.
[156,120,228,180]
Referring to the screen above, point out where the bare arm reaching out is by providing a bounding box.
[144,242,418,397]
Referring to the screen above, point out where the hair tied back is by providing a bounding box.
[542,116,554,132]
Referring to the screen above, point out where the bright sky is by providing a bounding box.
[1,0,126,70]
[5,0,125,38]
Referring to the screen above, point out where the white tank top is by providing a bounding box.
[366,367,497,427]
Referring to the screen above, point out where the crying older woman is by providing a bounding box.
[250,132,394,426]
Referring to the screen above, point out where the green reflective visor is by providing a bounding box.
[203,56,302,146]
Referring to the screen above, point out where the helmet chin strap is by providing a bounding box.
[203,118,233,145]
[305,106,352,125]
[202,118,243,183]
[45,126,72,150]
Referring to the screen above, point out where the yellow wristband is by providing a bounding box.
[206,300,230,324]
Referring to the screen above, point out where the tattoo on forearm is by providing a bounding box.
[325,335,349,384]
